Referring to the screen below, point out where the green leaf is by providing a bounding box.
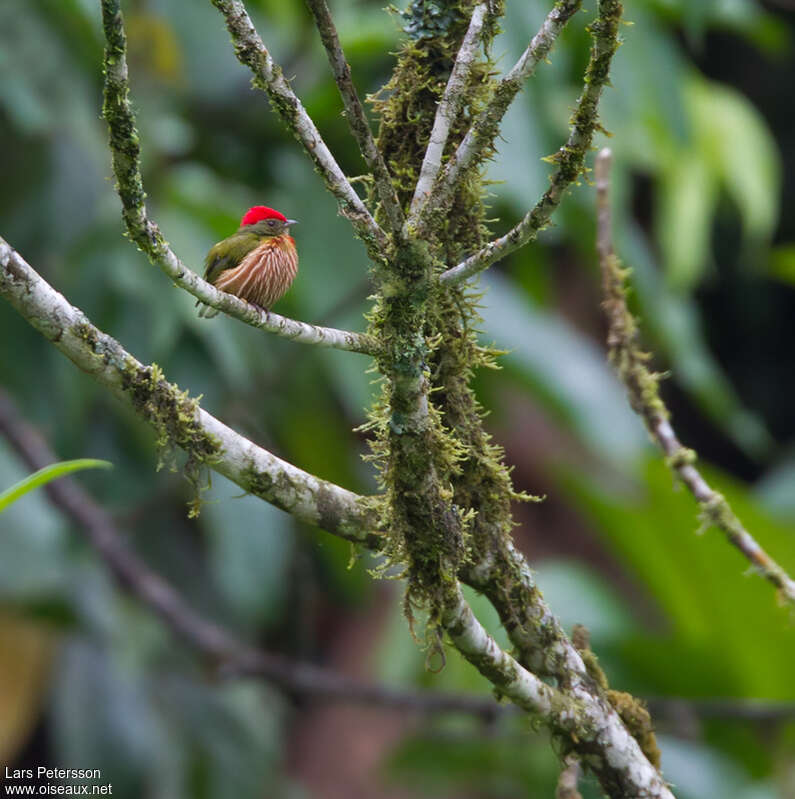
[0,459,113,513]
[561,457,795,698]
[688,78,781,244]
[657,151,717,290]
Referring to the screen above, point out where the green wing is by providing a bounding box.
[203,231,261,285]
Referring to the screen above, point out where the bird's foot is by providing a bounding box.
[249,301,270,317]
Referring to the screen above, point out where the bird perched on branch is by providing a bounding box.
[197,206,298,318]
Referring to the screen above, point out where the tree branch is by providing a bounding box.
[415,0,583,238]
[0,237,380,548]
[304,0,404,236]
[594,148,795,607]
[555,757,583,799]
[0,238,614,703]
[4,384,789,739]
[0,237,675,798]
[99,0,378,356]
[406,2,489,226]
[645,697,795,725]
[208,0,389,259]
[439,0,621,285]
[463,540,597,682]
[0,386,508,721]
[440,585,675,799]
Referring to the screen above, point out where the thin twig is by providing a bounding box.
[439,0,621,285]
[0,237,380,549]
[208,0,389,259]
[304,0,404,236]
[594,148,795,607]
[98,0,378,355]
[415,0,583,238]
[406,2,489,226]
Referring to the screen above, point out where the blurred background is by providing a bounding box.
[1,0,794,796]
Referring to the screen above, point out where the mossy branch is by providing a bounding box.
[406,2,490,226]
[2,231,679,797]
[99,0,377,356]
[0,237,380,544]
[6,1,703,793]
[209,0,389,261]
[594,149,795,607]
[440,584,675,799]
[415,0,583,238]
[440,0,622,285]
[555,757,583,799]
[304,0,405,236]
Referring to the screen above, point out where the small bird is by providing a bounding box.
[197,206,298,318]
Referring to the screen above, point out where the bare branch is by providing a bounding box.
[208,0,389,259]
[304,0,404,235]
[439,0,621,285]
[406,2,489,226]
[594,148,795,607]
[0,237,380,549]
[415,0,582,237]
[99,0,377,355]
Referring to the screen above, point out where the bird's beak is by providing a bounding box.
[286,219,298,226]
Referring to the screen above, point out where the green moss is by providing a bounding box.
[602,253,669,426]
[364,1,517,635]
[697,492,735,536]
[570,623,661,770]
[364,1,625,697]
[120,361,222,516]
[607,690,662,770]
[666,446,697,470]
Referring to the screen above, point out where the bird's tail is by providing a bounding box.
[196,300,220,319]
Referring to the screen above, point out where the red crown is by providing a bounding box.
[240,206,287,226]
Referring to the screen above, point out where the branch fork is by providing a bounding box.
[10,1,786,796]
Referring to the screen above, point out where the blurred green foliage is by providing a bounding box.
[0,0,793,797]
[0,459,112,512]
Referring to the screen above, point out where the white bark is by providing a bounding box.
[0,237,376,545]
[417,0,582,236]
[210,0,388,259]
[407,3,489,226]
[442,586,676,799]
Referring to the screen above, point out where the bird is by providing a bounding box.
[197,205,298,318]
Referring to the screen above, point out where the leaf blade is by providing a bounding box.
[0,459,113,513]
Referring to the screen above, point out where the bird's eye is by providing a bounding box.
[268,219,277,227]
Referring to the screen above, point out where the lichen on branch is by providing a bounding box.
[0,237,379,541]
[594,149,795,607]
[100,0,378,355]
[440,0,623,284]
[209,0,389,260]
